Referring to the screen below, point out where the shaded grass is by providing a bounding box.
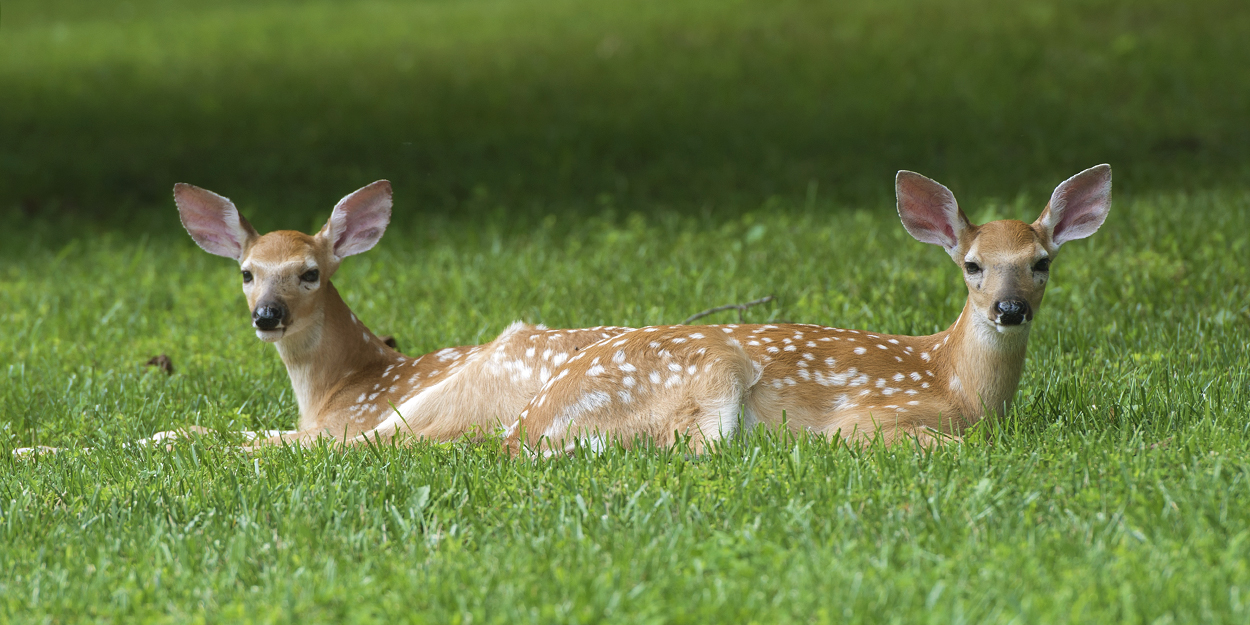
[3,0,1250,228]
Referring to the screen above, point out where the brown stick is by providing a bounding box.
[683,295,775,325]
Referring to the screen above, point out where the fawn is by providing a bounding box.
[507,165,1112,452]
[171,181,631,447]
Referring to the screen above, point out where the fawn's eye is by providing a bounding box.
[300,269,320,283]
[963,261,982,274]
[241,270,253,283]
[1033,257,1051,272]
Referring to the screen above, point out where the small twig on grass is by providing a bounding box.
[683,295,775,325]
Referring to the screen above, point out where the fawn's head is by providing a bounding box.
[895,165,1112,334]
[174,181,392,342]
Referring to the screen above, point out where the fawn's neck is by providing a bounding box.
[274,282,397,426]
[934,300,1032,423]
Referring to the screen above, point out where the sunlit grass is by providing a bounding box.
[3,189,1250,622]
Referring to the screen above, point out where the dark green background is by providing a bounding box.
[3,0,1247,236]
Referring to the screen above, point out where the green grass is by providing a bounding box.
[4,0,1250,226]
[3,0,1250,622]
[4,192,1250,622]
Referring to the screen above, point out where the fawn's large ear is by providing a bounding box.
[896,171,972,257]
[174,183,259,261]
[320,180,392,260]
[1035,164,1112,249]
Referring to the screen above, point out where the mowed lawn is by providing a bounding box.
[3,0,1250,622]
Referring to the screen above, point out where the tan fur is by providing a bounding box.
[508,166,1112,452]
[237,230,634,447]
[508,323,980,451]
[504,326,760,453]
[341,324,633,445]
[169,180,635,449]
[17,170,1106,458]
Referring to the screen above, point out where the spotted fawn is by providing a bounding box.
[507,165,1112,452]
[174,180,631,447]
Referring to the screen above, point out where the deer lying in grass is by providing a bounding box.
[173,180,635,448]
[507,165,1112,453]
[14,182,630,455]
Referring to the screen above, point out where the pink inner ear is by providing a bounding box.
[896,172,963,249]
[185,215,243,255]
[175,184,254,259]
[334,219,386,255]
[1045,164,1112,246]
[328,181,392,258]
[914,212,956,244]
[1055,210,1101,240]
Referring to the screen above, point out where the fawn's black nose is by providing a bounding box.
[994,299,1031,326]
[253,303,287,331]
